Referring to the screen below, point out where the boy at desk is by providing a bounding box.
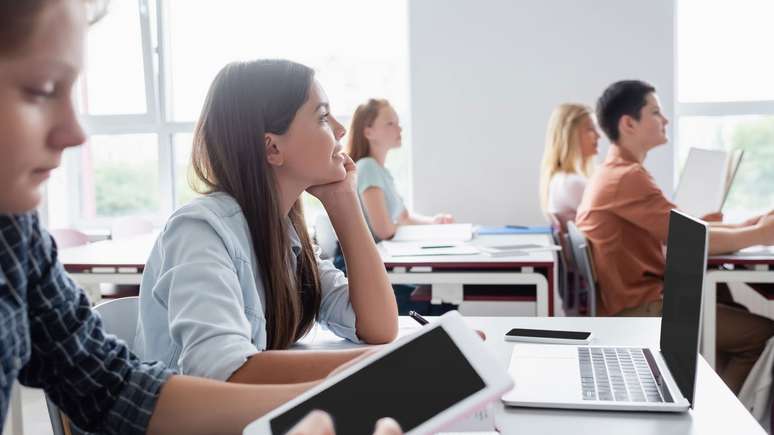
[576,80,774,393]
[0,0,399,434]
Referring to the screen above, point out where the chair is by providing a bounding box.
[105,218,152,298]
[110,217,153,240]
[50,228,89,249]
[313,213,338,260]
[566,222,597,316]
[548,213,583,315]
[46,297,139,435]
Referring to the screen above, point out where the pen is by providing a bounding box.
[505,225,528,229]
[421,245,454,249]
[408,310,429,326]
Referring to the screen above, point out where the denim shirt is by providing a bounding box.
[0,213,171,434]
[134,192,360,381]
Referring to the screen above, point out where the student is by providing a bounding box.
[347,98,454,242]
[576,79,774,393]
[134,60,399,384]
[539,103,599,227]
[0,1,400,434]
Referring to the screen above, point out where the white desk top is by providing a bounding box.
[59,233,157,270]
[297,316,764,435]
[379,234,556,267]
[710,246,774,265]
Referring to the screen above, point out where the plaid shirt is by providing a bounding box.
[0,213,172,434]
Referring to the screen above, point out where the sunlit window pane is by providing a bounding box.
[81,0,148,115]
[80,134,160,218]
[678,0,774,102]
[166,0,409,124]
[173,133,201,208]
[678,116,774,220]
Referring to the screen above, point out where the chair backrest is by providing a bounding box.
[313,213,339,260]
[567,221,597,316]
[92,296,140,345]
[46,297,139,435]
[110,217,153,240]
[50,228,89,249]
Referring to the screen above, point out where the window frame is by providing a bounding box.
[673,0,774,203]
[61,0,411,230]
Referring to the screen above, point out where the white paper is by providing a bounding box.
[674,148,729,218]
[382,241,480,257]
[392,223,474,242]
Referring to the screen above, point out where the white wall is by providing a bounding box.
[409,0,675,225]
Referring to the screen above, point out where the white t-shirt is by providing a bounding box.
[547,171,587,225]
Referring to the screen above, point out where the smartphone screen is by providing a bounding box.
[506,328,591,340]
[269,327,486,434]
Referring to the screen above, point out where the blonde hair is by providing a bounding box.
[346,98,391,162]
[539,103,595,214]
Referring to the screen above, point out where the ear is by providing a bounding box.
[619,114,637,137]
[265,133,284,167]
[363,125,375,140]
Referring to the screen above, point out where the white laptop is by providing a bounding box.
[502,210,707,412]
[244,310,514,435]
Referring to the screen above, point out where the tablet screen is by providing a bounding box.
[269,327,486,434]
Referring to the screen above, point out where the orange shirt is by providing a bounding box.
[576,146,676,316]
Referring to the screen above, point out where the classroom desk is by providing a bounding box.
[59,234,156,302]
[379,234,558,316]
[293,316,765,435]
[702,246,774,368]
[59,232,559,316]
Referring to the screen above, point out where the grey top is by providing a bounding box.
[356,157,406,239]
[134,192,360,381]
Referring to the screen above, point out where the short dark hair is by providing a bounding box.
[596,80,656,143]
[0,0,108,56]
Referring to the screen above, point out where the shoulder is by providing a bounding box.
[356,157,381,173]
[161,193,248,253]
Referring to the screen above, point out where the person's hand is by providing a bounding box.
[756,213,774,246]
[287,411,402,435]
[432,213,455,224]
[307,153,357,206]
[287,410,335,435]
[701,211,723,222]
[742,209,774,227]
[372,417,402,435]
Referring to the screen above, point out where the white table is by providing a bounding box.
[295,316,765,435]
[702,247,774,368]
[380,234,558,316]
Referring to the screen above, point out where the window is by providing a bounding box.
[676,0,774,221]
[56,0,410,229]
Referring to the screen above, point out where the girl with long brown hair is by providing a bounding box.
[0,1,399,433]
[347,99,454,242]
[135,60,398,384]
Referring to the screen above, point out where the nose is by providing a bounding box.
[331,115,346,140]
[49,99,86,151]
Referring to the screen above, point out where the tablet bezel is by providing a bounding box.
[242,311,514,435]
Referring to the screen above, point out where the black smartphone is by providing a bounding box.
[504,328,592,344]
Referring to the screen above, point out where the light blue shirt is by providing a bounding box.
[356,157,406,239]
[134,192,359,381]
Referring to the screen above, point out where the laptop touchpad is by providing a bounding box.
[505,344,581,401]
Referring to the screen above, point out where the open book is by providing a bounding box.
[674,147,744,218]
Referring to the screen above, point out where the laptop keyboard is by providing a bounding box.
[578,347,668,402]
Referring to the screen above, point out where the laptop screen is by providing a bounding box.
[660,210,708,407]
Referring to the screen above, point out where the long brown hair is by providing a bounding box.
[346,98,390,162]
[191,60,321,349]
